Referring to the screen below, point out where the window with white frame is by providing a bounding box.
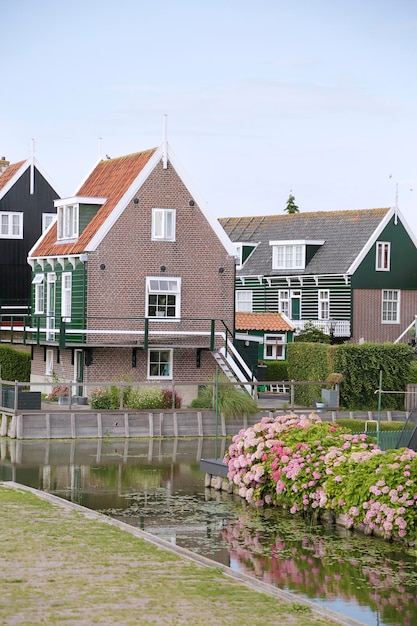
[33,274,44,314]
[376,241,390,271]
[152,208,176,241]
[278,290,290,316]
[318,290,330,320]
[146,277,181,318]
[61,272,72,322]
[42,213,56,232]
[272,244,305,270]
[382,289,400,323]
[57,204,78,240]
[0,212,23,239]
[236,290,252,312]
[263,334,285,360]
[45,349,53,376]
[148,349,172,378]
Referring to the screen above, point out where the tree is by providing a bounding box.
[284,193,299,214]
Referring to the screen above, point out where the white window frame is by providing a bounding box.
[278,290,290,316]
[263,334,285,360]
[61,272,72,322]
[272,244,305,270]
[236,290,252,312]
[45,349,54,376]
[33,274,45,314]
[146,277,181,319]
[152,208,176,241]
[376,241,390,271]
[382,289,400,323]
[148,349,173,379]
[318,290,330,321]
[0,212,23,239]
[42,213,56,233]
[57,204,79,240]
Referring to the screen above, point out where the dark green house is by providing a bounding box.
[220,207,417,344]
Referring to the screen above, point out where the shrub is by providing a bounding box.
[45,385,70,401]
[161,388,182,409]
[125,388,164,410]
[262,360,289,382]
[89,387,118,410]
[190,380,258,417]
[0,345,31,381]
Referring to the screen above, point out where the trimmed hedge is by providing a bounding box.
[285,341,414,410]
[0,345,31,382]
[261,361,289,382]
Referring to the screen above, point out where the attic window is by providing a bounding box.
[271,244,305,270]
[57,204,79,240]
[152,208,176,241]
[235,242,257,269]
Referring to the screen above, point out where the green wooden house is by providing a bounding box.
[220,207,417,344]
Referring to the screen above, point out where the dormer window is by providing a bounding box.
[271,243,305,270]
[235,242,257,269]
[270,239,324,270]
[57,204,78,240]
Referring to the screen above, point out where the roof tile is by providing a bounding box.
[236,311,293,331]
[31,149,157,257]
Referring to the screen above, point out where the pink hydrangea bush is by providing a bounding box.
[224,413,417,542]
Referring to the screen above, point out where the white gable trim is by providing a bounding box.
[0,160,28,199]
[85,147,162,251]
[85,142,237,257]
[0,157,63,201]
[347,207,416,275]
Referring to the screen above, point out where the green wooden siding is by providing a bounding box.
[79,204,101,236]
[352,217,417,289]
[237,275,352,322]
[32,260,86,343]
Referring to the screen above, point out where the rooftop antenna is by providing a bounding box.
[30,138,35,195]
[98,137,103,160]
[162,114,168,169]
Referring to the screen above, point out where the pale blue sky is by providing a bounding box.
[3,0,417,233]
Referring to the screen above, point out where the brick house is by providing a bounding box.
[27,142,239,404]
[220,208,417,344]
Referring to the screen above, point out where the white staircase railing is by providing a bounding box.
[213,333,255,395]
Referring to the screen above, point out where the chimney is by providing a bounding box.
[0,157,9,174]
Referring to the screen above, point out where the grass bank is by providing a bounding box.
[0,483,357,626]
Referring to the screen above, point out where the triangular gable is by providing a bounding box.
[347,207,417,274]
[0,157,63,200]
[30,143,236,259]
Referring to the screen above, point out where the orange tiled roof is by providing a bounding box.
[0,160,26,192]
[31,148,157,257]
[236,312,293,332]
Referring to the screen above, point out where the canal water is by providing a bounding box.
[1,437,416,626]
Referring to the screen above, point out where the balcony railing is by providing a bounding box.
[0,314,236,352]
[291,319,351,338]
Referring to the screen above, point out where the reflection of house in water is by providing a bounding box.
[0,437,232,565]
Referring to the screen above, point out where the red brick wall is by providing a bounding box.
[82,158,235,386]
[352,289,417,343]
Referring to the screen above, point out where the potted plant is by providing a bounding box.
[46,385,70,404]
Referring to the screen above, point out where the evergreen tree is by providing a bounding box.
[284,193,299,214]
